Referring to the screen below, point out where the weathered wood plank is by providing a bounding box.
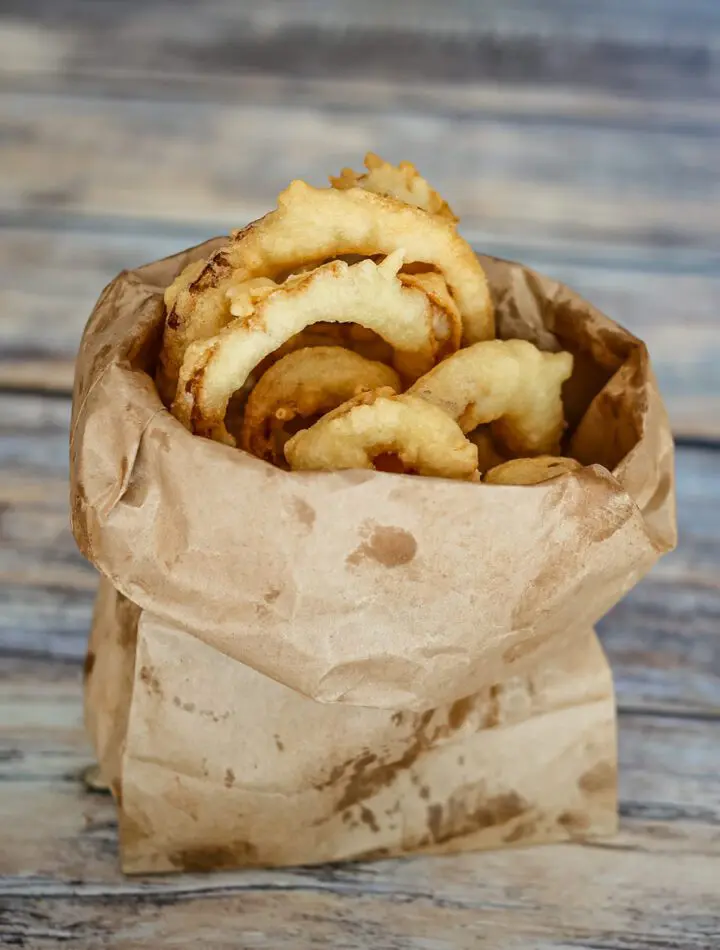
[1,92,718,249]
[5,0,720,45]
[4,856,720,950]
[1,0,720,103]
[0,392,718,715]
[0,225,183,396]
[0,397,98,655]
[2,887,717,950]
[0,393,70,480]
[6,71,720,142]
[1,221,718,436]
[0,661,719,949]
[1,890,717,950]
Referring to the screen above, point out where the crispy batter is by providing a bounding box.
[164,258,206,313]
[157,259,210,402]
[242,347,401,465]
[398,270,462,358]
[173,255,452,444]
[330,152,458,223]
[157,252,237,405]
[484,456,582,485]
[408,339,573,456]
[230,271,461,371]
[284,389,479,480]
[220,276,279,319]
[159,181,493,398]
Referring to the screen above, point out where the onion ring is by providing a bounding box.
[398,270,462,358]
[164,258,205,313]
[241,347,401,465]
[159,181,493,399]
[233,272,461,373]
[173,254,452,444]
[284,388,479,481]
[408,339,573,455]
[330,152,458,223]
[484,456,582,485]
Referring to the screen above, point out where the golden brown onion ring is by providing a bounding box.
[408,339,573,456]
[484,456,582,485]
[284,389,479,480]
[398,270,462,359]
[235,272,461,374]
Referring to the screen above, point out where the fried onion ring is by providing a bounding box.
[398,270,462,358]
[173,255,452,444]
[159,181,493,397]
[230,271,461,371]
[330,152,458,223]
[484,456,582,485]
[284,389,479,480]
[408,339,573,455]
[241,347,401,465]
[164,258,206,313]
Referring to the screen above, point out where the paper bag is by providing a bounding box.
[72,241,676,873]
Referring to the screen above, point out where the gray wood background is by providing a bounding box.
[0,2,718,947]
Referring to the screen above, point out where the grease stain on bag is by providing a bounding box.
[346,524,417,568]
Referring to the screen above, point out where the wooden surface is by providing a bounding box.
[0,2,719,947]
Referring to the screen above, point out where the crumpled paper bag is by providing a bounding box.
[72,240,676,874]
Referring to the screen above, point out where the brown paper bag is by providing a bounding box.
[72,241,676,873]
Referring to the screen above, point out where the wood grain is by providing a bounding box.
[3,858,719,949]
[1,0,719,103]
[1,91,717,246]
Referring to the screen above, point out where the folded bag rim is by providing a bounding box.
[69,242,676,710]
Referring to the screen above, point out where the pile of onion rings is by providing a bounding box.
[242,347,401,466]
[158,154,580,485]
